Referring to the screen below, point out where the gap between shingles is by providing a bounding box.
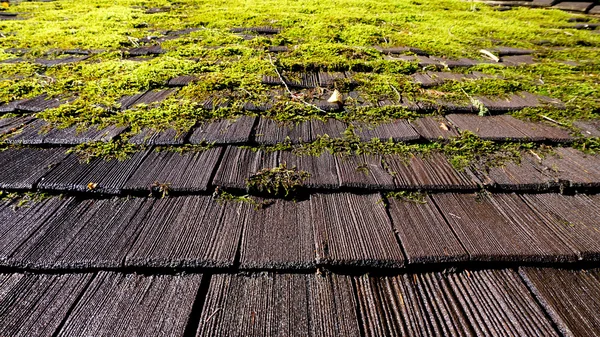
[182,273,212,337]
[428,195,472,261]
[349,277,368,337]
[51,271,98,337]
[379,192,410,265]
[515,268,569,337]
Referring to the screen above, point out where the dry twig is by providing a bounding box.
[267,54,327,113]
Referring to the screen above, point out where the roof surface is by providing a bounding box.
[0,0,600,336]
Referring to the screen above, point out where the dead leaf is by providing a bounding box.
[424,89,447,97]
[327,89,343,104]
[87,182,98,190]
[439,122,449,131]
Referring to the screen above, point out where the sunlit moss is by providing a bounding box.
[0,0,597,160]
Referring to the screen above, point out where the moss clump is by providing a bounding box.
[213,189,272,210]
[68,140,141,163]
[246,162,310,197]
[0,190,55,209]
[572,137,600,155]
[443,131,538,170]
[0,0,598,160]
[385,191,427,204]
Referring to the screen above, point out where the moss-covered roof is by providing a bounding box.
[1,1,600,336]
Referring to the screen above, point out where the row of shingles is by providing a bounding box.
[0,113,571,148]
[411,70,497,87]
[230,26,281,40]
[552,1,598,13]
[0,195,245,270]
[196,268,560,337]
[355,268,560,337]
[189,117,419,145]
[196,273,360,337]
[470,92,565,114]
[359,90,561,114]
[574,119,600,137]
[37,146,223,195]
[379,45,535,68]
[0,107,571,148]
[0,143,597,197]
[0,147,145,193]
[0,94,64,114]
[0,147,68,190]
[446,113,573,142]
[212,147,479,193]
[261,71,353,89]
[0,267,574,337]
[41,191,600,269]
[0,271,202,337]
[258,83,563,115]
[2,53,90,67]
[6,101,429,147]
[409,48,535,89]
[0,143,223,195]
[483,0,600,15]
[386,192,600,265]
[6,119,125,145]
[2,88,176,146]
[519,267,600,337]
[232,113,571,146]
[475,147,600,191]
[2,191,600,271]
[213,145,600,194]
[37,150,150,195]
[6,198,153,269]
[0,191,401,271]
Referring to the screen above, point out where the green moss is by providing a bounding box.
[0,0,597,160]
[572,137,600,155]
[0,190,56,209]
[67,141,141,163]
[213,189,273,210]
[246,162,310,197]
[385,191,427,203]
[442,131,537,170]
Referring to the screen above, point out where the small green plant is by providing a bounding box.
[213,189,271,210]
[0,190,54,209]
[68,141,141,163]
[572,137,600,155]
[151,181,171,198]
[246,162,310,197]
[385,191,427,204]
[356,163,370,175]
